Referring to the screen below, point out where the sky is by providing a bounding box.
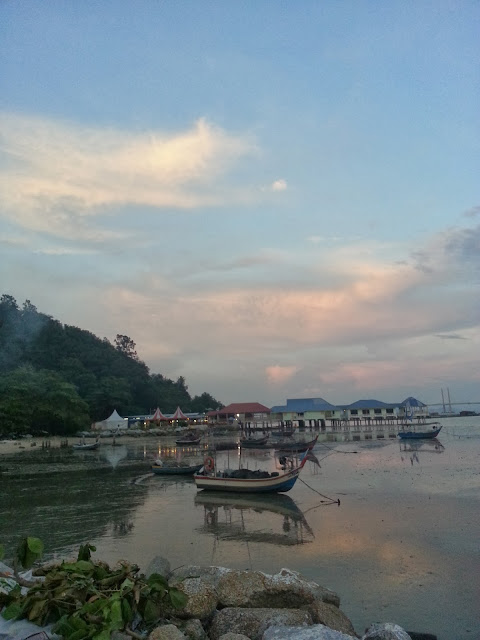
[1,1,479,410]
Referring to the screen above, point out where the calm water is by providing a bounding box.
[1,417,479,640]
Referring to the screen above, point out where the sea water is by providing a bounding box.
[1,416,479,640]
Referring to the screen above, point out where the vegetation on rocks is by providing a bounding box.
[0,538,187,640]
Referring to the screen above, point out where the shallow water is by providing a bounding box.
[1,417,479,640]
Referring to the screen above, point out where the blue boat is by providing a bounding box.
[397,423,442,440]
[152,461,203,475]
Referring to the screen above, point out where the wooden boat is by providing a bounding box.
[239,434,269,447]
[397,423,442,440]
[193,450,311,493]
[273,435,318,453]
[151,461,203,475]
[72,441,99,451]
[271,428,295,438]
[175,433,202,445]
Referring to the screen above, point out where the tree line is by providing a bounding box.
[0,294,223,436]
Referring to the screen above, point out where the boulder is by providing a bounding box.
[181,618,207,640]
[304,601,358,637]
[264,624,359,639]
[218,634,252,640]
[170,576,218,620]
[362,623,412,640]
[209,607,312,640]
[215,568,340,610]
[148,623,186,640]
[145,556,172,579]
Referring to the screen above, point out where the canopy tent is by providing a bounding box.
[171,406,188,420]
[95,409,128,431]
[151,407,168,421]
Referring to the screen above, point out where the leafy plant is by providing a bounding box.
[0,539,188,640]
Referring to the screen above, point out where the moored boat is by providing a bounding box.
[239,434,269,447]
[193,450,311,493]
[72,441,99,451]
[175,432,202,445]
[151,461,203,475]
[273,435,318,453]
[397,423,442,440]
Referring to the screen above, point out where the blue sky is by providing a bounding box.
[1,1,479,409]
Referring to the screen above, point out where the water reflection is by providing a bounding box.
[399,438,445,465]
[102,444,128,468]
[194,492,315,546]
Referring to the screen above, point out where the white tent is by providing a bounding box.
[95,409,128,431]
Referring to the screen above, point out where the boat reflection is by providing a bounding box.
[194,492,315,546]
[102,444,128,468]
[399,438,445,464]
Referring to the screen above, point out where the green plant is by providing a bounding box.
[0,539,187,640]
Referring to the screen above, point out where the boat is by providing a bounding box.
[271,428,295,438]
[273,435,318,453]
[193,450,311,493]
[397,423,442,440]
[175,432,202,445]
[72,441,99,451]
[151,460,203,475]
[239,434,269,448]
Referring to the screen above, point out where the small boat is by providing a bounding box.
[151,461,203,475]
[193,450,311,494]
[397,423,442,440]
[72,441,99,451]
[175,432,202,445]
[271,428,295,438]
[239,434,269,448]
[273,435,318,453]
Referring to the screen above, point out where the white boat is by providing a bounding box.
[72,441,99,451]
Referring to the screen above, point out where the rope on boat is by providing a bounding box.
[299,477,340,505]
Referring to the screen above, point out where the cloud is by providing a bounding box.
[271,179,287,191]
[435,334,467,340]
[0,113,256,241]
[266,365,299,385]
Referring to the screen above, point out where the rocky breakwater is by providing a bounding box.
[145,558,434,640]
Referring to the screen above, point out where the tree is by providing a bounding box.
[0,366,90,436]
[114,334,138,361]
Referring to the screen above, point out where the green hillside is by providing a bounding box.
[0,294,222,436]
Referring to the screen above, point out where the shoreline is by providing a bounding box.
[0,433,186,457]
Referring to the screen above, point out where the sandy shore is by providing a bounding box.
[0,434,172,457]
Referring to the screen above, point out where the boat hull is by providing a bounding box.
[175,437,202,445]
[240,436,269,447]
[152,463,203,475]
[194,467,301,493]
[273,436,318,452]
[72,442,99,450]
[398,425,442,440]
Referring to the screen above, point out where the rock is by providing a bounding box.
[182,618,208,640]
[209,607,312,640]
[362,623,412,640]
[216,568,340,610]
[145,555,172,578]
[171,565,232,586]
[218,634,252,640]
[407,634,437,640]
[264,624,358,639]
[216,571,268,607]
[170,576,218,620]
[304,601,358,637]
[148,623,186,640]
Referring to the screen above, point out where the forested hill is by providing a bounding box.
[0,294,223,436]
